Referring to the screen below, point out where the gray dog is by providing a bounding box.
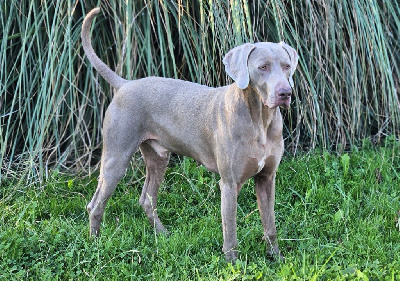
[82,7,298,262]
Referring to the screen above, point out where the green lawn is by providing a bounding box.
[1,140,399,280]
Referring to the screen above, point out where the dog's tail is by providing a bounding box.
[81,7,127,90]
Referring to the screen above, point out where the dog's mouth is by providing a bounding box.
[263,96,291,109]
[277,96,291,108]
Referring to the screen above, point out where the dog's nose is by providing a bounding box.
[277,87,292,99]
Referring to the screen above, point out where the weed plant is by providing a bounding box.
[1,0,399,181]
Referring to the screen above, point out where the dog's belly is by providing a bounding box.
[143,138,219,173]
[173,147,219,174]
[197,158,219,173]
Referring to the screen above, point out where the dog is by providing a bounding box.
[82,7,298,262]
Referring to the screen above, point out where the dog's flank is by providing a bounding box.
[82,7,298,262]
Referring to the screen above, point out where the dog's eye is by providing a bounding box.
[285,64,291,70]
[259,63,270,70]
[259,61,271,70]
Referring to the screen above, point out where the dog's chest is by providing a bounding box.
[253,133,283,175]
[256,154,267,173]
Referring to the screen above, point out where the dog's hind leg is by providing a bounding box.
[87,107,139,236]
[139,141,170,234]
[87,151,135,235]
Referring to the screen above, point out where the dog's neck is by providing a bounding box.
[242,87,278,130]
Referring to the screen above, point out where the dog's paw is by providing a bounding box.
[155,225,169,235]
[224,249,238,263]
[267,248,285,262]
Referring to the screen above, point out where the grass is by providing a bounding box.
[1,140,399,280]
[1,2,399,278]
[1,0,399,181]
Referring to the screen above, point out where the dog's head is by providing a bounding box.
[223,42,298,108]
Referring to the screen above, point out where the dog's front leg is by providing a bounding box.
[254,170,283,260]
[220,180,239,262]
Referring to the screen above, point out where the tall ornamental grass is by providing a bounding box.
[1,0,399,182]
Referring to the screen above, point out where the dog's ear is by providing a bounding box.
[279,42,299,87]
[223,43,255,89]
